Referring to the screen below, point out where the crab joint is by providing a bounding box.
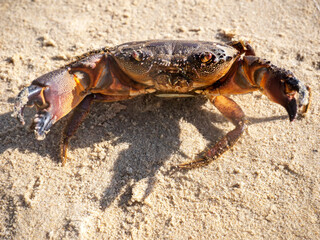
[73,72,86,92]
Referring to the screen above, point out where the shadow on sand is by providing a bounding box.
[2,95,287,210]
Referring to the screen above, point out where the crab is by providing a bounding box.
[12,40,310,167]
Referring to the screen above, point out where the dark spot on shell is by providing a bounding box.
[226,56,232,61]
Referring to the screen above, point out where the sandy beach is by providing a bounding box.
[0,0,319,239]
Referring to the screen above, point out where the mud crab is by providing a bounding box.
[12,40,310,167]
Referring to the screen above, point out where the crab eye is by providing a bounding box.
[131,50,144,62]
[200,52,213,63]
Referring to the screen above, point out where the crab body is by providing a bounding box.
[13,40,310,167]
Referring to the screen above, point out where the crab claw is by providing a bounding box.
[12,68,88,140]
[260,68,310,122]
[12,84,45,125]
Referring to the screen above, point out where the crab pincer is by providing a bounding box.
[12,68,87,141]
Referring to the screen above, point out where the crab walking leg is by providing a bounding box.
[61,95,94,166]
[179,95,246,169]
[61,94,133,165]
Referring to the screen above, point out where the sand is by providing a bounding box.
[0,0,319,239]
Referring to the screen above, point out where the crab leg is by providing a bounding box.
[61,95,94,166]
[179,95,246,169]
[61,94,132,165]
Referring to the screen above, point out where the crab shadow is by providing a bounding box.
[85,96,225,210]
[2,96,287,210]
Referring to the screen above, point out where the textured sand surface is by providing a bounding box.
[0,0,320,239]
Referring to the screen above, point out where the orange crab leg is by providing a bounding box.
[179,95,246,169]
